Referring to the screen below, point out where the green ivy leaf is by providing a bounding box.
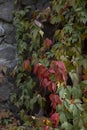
[59,87,66,99]
[60,112,67,123]
[30,96,37,110]
[76,104,84,111]
[72,86,82,98]
[61,121,73,130]
[81,80,87,85]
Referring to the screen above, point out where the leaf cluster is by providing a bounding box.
[12,0,87,129]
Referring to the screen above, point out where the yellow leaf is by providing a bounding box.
[39,30,44,37]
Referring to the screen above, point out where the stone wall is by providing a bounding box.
[0,0,16,110]
[0,0,50,110]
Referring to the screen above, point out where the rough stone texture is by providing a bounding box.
[0,22,16,44]
[0,44,16,63]
[0,0,16,110]
[0,1,14,22]
[0,0,8,4]
[0,25,5,36]
[0,79,14,102]
[0,44,17,110]
[0,22,14,34]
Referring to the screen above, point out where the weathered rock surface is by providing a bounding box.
[0,79,14,102]
[0,0,16,111]
[0,25,5,36]
[0,44,17,110]
[0,1,14,22]
[0,0,7,4]
[0,22,16,44]
[0,44,16,61]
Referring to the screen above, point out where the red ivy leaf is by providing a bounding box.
[43,69,50,78]
[38,66,46,79]
[49,94,62,109]
[48,68,55,74]
[34,64,46,79]
[33,64,39,74]
[48,82,56,92]
[50,61,67,82]
[50,113,59,127]
[41,78,51,89]
[44,38,53,47]
[44,126,50,130]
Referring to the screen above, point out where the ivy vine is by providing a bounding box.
[12,0,87,129]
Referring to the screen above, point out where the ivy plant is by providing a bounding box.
[13,0,87,129]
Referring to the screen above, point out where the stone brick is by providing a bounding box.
[0,1,14,22]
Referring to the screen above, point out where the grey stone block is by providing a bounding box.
[0,25,5,36]
[0,44,16,61]
[0,79,14,102]
[0,1,14,22]
[0,22,16,44]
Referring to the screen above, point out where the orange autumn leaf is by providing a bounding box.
[70,99,75,104]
